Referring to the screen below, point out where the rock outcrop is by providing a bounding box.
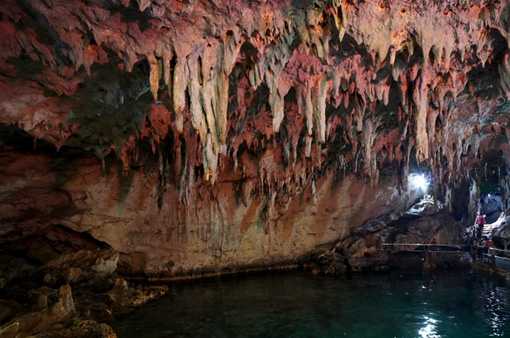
[0,247,167,337]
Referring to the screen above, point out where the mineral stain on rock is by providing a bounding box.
[1,0,510,336]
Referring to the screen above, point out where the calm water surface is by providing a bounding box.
[113,270,510,337]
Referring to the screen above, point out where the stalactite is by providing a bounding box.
[413,73,430,162]
[201,53,220,157]
[187,56,207,144]
[270,90,285,133]
[367,84,375,103]
[332,68,341,97]
[392,57,406,82]
[203,134,218,183]
[304,84,314,136]
[147,54,159,101]
[305,134,313,158]
[2,0,509,215]
[216,38,235,145]
[136,0,151,12]
[313,77,328,143]
[355,98,364,133]
[163,51,173,86]
[173,57,188,134]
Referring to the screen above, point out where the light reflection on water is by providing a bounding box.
[419,316,439,338]
[113,270,510,338]
[481,288,506,337]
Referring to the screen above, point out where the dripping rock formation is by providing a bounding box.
[1,0,510,335]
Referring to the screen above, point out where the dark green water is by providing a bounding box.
[112,270,510,337]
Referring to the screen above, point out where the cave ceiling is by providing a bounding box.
[1,0,510,193]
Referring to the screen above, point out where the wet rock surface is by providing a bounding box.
[0,248,167,338]
[308,201,471,275]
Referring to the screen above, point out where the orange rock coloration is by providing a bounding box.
[0,0,509,277]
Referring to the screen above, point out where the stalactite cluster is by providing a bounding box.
[2,0,510,205]
[1,0,510,267]
[3,1,510,307]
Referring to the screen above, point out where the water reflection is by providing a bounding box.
[481,287,508,337]
[419,316,440,338]
[113,271,510,338]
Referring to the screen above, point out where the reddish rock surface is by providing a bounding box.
[5,0,510,335]
[0,0,509,280]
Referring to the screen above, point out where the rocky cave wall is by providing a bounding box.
[2,0,510,277]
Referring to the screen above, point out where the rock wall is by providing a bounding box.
[2,0,510,278]
[5,1,510,336]
[1,136,423,277]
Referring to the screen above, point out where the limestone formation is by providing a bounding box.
[1,0,510,318]
[4,0,510,335]
[0,0,508,273]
